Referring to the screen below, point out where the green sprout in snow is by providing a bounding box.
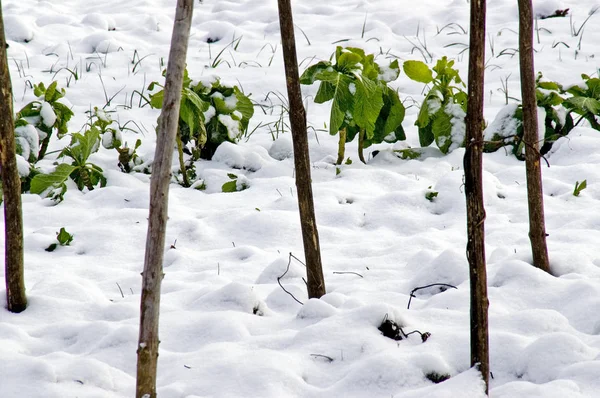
[301,46,406,164]
[403,56,467,154]
[148,69,254,187]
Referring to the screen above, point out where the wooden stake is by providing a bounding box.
[135,1,194,396]
[276,0,326,298]
[464,0,490,393]
[518,0,551,273]
[0,3,27,313]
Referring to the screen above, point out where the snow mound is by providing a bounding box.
[516,332,596,383]
[548,127,600,166]
[194,20,237,44]
[78,32,122,53]
[193,282,267,314]
[269,136,294,160]
[410,249,469,298]
[296,298,337,319]
[81,13,116,31]
[534,1,568,18]
[332,353,427,397]
[4,15,34,42]
[255,256,304,284]
[36,14,77,27]
[212,142,272,171]
[493,379,587,398]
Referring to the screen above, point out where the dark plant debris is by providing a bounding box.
[425,372,451,384]
[540,9,569,19]
[378,315,431,343]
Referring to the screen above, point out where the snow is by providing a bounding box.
[210,91,223,100]
[193,75,218,88]
[217,114,241,140]
[534,1,568,18]
[445,102,466,153]
[3,14,34,42]
[212,141,271,171]
[268,136,294,160]
[428,97,442,114]
[203,105,216,124]
[16,155,31,177]
[484,103,520,141]
[81,13,116,32]
[378,64,398,83]
[224,94,238,110]
[2,0,600,397]
[348,82,356,95]
[101,129,122,150]
[39,101,57,128]
[15,123,39,161]
[96,109,110,122]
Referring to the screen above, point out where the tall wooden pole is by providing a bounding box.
[464,0,489,393]
[518,0,551,273]
[0,4,27,313]
[135,1,193,396]
[276,0,326,298]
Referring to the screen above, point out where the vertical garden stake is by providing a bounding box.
[518,0,551,273]
[276,0,326,298]
[136,1,194,397]
[464,0,490,393]
[0,3,27,313]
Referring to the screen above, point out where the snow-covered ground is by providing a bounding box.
[2,0,600,396]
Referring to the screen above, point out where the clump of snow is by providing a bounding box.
[547,127,600,165]
[15,124,39,161]
[348,82,356,95]
[516,333,596,383]
[484,103,520,141]
[39,101,57,127]
[189,179,206,190]
[78,32,121,53]
[320,292,349,308]
[101,129,122,149]
[15,137,31,161]
[409,249,468,303]
[217,114,241,140]
[224,94,238,110]
[194,75,219,88]
[378,64,399,82]
[3,15,34,42]
[537,106,547,142]
[16,155,31,177]
[203,105,216,123]
[235,174,250,190]
[427,97,442,114]
[268,136,294,160]
[445,102,466,152]
[212,141,271,171]
[428,169,466,214]
[335,353,426,395]
[193,282,266,314]
[81,13,116,31]
[256,256,304,284]
[296,298,337,319]
[197,20,237,44]
[265,283,307,310]
[95,109,110,122]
